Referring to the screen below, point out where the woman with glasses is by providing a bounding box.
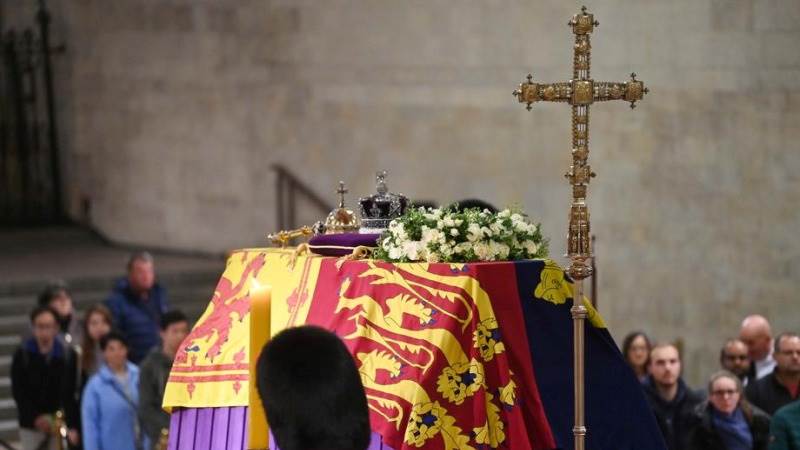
[688,370,770,450]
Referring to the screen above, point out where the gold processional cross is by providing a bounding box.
[513,7,647,450]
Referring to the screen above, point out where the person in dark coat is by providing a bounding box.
[688,370,771,450]
[11,306,80,450]
[105,251,169,364]
[642,343,706,450]
[746,332,800,415]
[138,310,189,449]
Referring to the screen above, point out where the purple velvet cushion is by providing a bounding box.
[308,233,381,256]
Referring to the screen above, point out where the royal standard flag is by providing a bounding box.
[164,249,666,450]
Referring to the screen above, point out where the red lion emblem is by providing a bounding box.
[175,252,267,365]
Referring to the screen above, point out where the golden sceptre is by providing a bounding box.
[266,226,314,247]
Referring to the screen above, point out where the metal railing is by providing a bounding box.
[272,164,332,231]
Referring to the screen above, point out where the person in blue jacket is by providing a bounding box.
[81,331,144,450]
[105,251,169,364]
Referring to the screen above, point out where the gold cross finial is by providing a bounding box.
[336,181,348,208]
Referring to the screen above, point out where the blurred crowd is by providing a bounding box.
[622,318,800,450]
[11,252,189,450]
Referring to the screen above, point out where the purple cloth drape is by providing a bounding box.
[169,407,393,450]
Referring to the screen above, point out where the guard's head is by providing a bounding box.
[451,199,498,214]
[256,326,370,450]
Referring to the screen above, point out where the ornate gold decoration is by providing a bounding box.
[267,226,313,247]
[157,428,169,450]
[324,181,361,234]
[53,410,68,450]
[513,6,647,450]
[572,80,593,105]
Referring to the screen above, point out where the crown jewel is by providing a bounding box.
[358,170,408,232]
[321,181,360,234]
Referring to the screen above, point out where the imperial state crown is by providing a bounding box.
[358,170,408,232]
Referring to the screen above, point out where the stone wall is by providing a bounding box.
[3,0,799,385]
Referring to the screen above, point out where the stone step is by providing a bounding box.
[0,269,222,297]
[0,378,10,399]
[0,420,18,448]
[0,399,16,422]
[0,338,19,357]
[0,358,10,380]
[0,283,218,317]
[0,286,214,332]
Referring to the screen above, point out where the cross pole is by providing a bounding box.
[336,181,349,208]
[513,7,647,450]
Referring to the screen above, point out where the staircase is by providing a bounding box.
[0,228,225,446]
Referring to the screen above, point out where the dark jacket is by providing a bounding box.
[746,371,800,416]
[10,338,80,429]
[105,277,168,364]
[769,400,800,450]
[137,347,173,448]
[643,376,706,450]
[687,401,771,450]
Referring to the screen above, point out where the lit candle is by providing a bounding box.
[248,280,271,449]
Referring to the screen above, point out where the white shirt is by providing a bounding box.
[755,350,776,379]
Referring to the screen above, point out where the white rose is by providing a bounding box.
[388,246,403,260]
[440,242,454,257]
[422,227,445,246]
[473,242,491,260]
[466,223,482,242]
[454,242,471,254]
[523,240,539,255]
[450,228,459,237]
[498,209,511,218]
[402,241,422,261]
[490,241,510,260]
[395,223,407,240]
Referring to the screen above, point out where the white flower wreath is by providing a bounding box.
[374,206,549,263]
